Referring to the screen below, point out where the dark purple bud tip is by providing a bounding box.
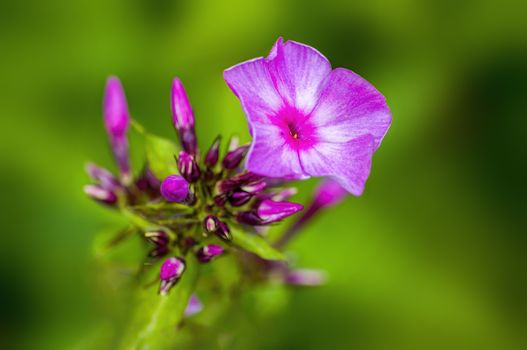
[257,199,304,224]
[178,151,201,183]
[228,191,252,207]
[216,221,232,241]
[213,193,228,207]
[160,175,191,203]
[84,185,117,205]
[236,211,262,226]
[204,135,221,167]
[144,231,169,246]
[197,244,225,263]
[149,245,168,258]
[159,257,186,295]
[222,145,249,170]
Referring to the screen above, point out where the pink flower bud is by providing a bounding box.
[257,199,303,224]
[103,77,131,184]
[196,244,224,263]
[171,78,198,155]
[160,175,191,203]
[159,257,186,295]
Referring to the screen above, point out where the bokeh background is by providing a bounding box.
[1,0,526,349]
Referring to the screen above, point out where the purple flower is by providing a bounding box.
[159,256,186,295]
[184,294,203,317]
[196,244,225,263]
[224,38,391,195]
[103,76,131,184]
[171,78,198,155]
[160,175,191,203]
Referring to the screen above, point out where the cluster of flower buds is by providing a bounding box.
[85,72,363,298]
[84,77,161,208]
[85,76,307,296]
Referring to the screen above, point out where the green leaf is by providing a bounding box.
[119,256,199,350]
[231,227,286,261]
[145,134,180,180]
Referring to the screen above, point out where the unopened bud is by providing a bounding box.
[84,184,117,205]
[196,244,224,263]
[228,191,252,206]
[204,135,221,167]
[203,215,219,233]
[171,78,198,155]
[216,221,232,241]
[236,211,262,226]
[240,181,267,194]
[213,193,228,207]
[145,231,169,246]
[160,175,192,203]
[85,163,120,191]
[203,216,231,241]
[257,199,303,224]
[178,151,200,183]
[159,257,186,295]
[222,145,249,170]
[103,76,131,183]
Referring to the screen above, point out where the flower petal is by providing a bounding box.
[267,40,332,114]
[299,135,375,196]
[310,68,391,150]
[245,122,305,178]
[224,57,283,125]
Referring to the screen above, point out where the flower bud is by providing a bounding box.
[222,145,249,170]
[83,184,117,205]
[228,191,252,206]
[85,163,120,191]
[178,151,201,183]
[257,199,303,224]
[103,76,131,184]
[216,221,232,241]
[171,78,198,155]
[184,294,203,317]
[203,216,231,241]
[284,269,326,286]
[160,175,191,203]
[240,181,267,194]
[159,257,186,295]
[235,211,262,226]
[196,244,224,263]
[204,135,221,167]
[213,193,228,207]
[144,231,169,246]
[149,245,168,258]
[203,215,219,233]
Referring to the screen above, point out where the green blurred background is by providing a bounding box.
[1,0,526,349]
